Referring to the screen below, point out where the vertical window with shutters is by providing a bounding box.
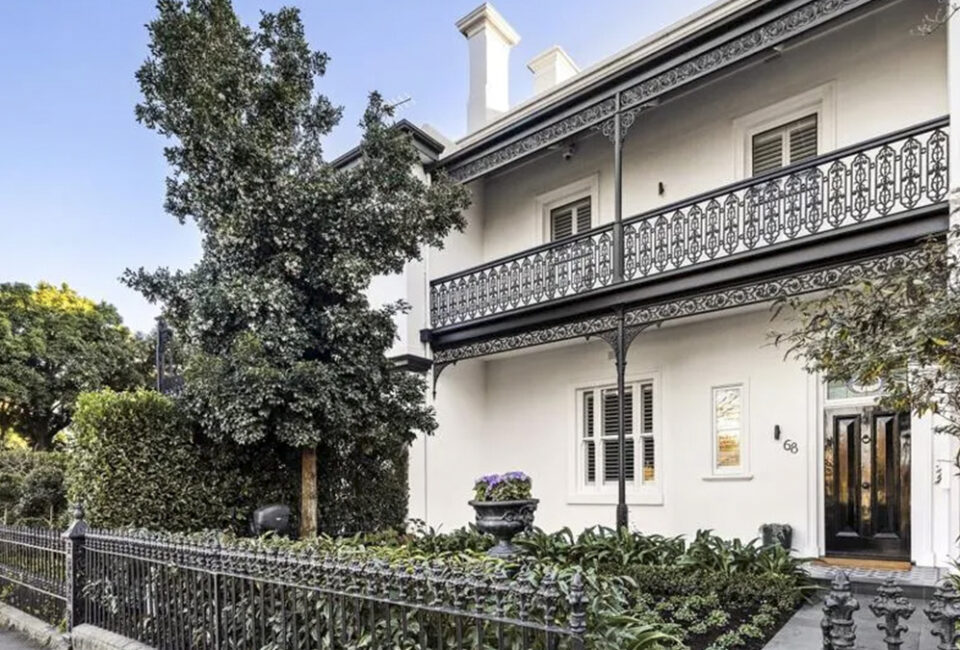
[580,381,656,490]
[751,114,818,176]
[550,197,592,241]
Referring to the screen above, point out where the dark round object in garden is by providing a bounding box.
[760,523,793,550]
[250,504,292,537]
[469,499,538,558]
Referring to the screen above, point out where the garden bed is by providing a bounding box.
[328,524,814,650]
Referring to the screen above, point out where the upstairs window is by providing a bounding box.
[550,197,592,241]
[580,381,656,487]
[751,114,818,175]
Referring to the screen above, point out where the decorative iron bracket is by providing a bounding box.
[432,360,457,399]
[592,103,653,144]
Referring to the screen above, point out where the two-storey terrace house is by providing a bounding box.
[373,0,959,567]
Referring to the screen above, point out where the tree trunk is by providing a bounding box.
[300,447,318,538]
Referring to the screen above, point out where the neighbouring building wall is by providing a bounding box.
[462,0,946,265]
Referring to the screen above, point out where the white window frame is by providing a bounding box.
[534,174,600,244]
[731,82,836,181]
[706,381,752,480]
[567,372,663,505]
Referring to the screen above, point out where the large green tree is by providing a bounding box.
[773,232,960,453]
[0,282,147,449]
[126,0,469,535]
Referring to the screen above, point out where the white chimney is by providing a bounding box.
[527,46,579,95]
[456,3,520,133]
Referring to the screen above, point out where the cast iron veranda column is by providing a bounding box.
[612,94,624,284]
[615,308,628,530]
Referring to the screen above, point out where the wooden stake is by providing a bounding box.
[300,447,318,538]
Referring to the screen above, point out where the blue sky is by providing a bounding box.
[0,0,711,333]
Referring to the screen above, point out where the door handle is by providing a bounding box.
[861,482,871,490]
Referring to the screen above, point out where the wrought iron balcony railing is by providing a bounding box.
[430,118,949,329]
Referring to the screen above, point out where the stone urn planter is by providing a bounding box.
[470,498,539,558]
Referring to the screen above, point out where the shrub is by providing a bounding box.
[66,389,403,535]
[0,451,68,526]
[69,389,214,530]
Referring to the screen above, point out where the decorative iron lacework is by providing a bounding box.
[447,99,616,182]
[444,0,873,183]
[431,121,948,330]
[431,226,615,328]
[620,0,868,109]
[433,313,617,364]
[623,123,948,281]
[431,249,924,365]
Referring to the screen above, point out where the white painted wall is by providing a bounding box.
[421,308,955,564]
[424,310,818,549]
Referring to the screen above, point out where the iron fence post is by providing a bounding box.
[567,570,587,650]
[821,570,859,649]
[62,503,88,634]
[869,578,914,650]
[924,578,960,650]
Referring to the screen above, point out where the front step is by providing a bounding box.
[805,560,947,600]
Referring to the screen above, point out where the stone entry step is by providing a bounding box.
[765,595,938,650]
[805,562,947,600]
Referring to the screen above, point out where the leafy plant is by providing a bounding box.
[472,472,532,502]
[0,282,148,449]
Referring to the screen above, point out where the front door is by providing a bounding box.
[824,407,910,559]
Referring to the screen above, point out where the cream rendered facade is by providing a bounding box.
[381,0,959,567]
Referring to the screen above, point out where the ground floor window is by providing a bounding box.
[578,380,656,492]
[711,383,749,476]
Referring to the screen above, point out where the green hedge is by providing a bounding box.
[0,451,68,527]
[69,389,214,530]
[67,389,407,535]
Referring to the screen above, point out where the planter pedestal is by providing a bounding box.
[469,499,539,558]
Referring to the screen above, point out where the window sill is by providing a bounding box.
[566,492,664,506]
[701,474,754,482]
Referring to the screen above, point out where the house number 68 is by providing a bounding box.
[782,440,799,454]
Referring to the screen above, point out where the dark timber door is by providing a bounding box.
[824,407,910,559]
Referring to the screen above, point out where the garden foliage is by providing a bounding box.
[125,0,470,535]
[0,282,148,449]
[81,524,806,650]
[0,451,67,527]
[66,388,407,534]
[362,524,810,650]
[68,389,295,531]
[472,471,532,501]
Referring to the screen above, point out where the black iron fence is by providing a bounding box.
[1,507,587,649]
[0,523,67,625]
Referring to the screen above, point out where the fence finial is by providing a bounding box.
[568,570,587,636]
[822,570,859,649]
[869,577,914,650]
[71,502,85,523]
[924,578,960,650]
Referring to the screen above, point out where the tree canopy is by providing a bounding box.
[773,233,960,447]
[0,282,148,449]
[125,0,469,533]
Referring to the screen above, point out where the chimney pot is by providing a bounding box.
[456,3,520,133]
